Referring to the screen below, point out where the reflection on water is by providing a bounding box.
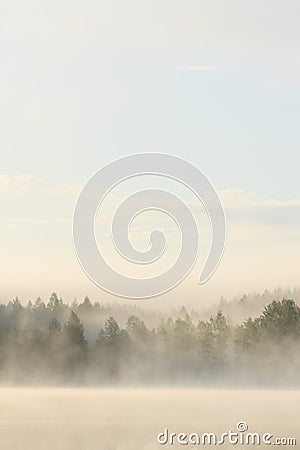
[0,388,299,449]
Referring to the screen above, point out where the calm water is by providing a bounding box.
[0,388,299,449]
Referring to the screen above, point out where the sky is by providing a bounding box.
[0,0,300,308]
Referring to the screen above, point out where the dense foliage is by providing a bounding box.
[0,294,299,385]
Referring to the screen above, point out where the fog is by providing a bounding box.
[0,291,299,449]
[0,289,300,387]
[0,388,299,449]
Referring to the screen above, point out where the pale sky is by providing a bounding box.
[0,0,299,308]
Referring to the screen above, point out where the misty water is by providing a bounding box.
[0,388,299,449]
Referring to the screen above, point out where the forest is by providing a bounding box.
[0,291,299,386]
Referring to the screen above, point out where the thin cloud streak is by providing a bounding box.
[179,65,216,72]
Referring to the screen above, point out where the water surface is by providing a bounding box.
[0,388,299,449]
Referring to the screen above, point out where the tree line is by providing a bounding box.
[0,293,299,385]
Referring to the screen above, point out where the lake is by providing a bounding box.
[0,388,299,449]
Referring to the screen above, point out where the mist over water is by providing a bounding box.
[1,293,299,449]
[0,388,299,450]
[1,291,300,387]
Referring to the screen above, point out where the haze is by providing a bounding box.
[0,0,300,308]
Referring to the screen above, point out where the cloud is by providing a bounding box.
[0,174,78,230]
[178,65,216,72]
[218,189,300,229]
[0,174,78,197]
[0,174,39,190]
[0,217,71,229]
[219,189,300,209]
[1,175,300,232]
